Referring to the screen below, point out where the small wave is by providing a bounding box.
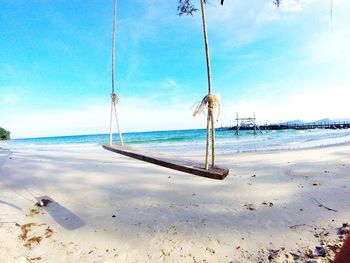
[4,128,350,154]
[127,136,195,145]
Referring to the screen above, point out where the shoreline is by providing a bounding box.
[0,142,349,262]
[219,140,350,156]
[2,139,350,158]
[3,128,350,156]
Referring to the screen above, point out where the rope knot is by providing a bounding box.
[193,94,221,120]
[111,93,119,103]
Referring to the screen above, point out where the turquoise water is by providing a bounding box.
[1,128,350,154]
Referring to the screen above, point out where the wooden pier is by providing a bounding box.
[234,112,262,135]
[220,122,350,131]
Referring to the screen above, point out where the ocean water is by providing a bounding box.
[1,128,350,155]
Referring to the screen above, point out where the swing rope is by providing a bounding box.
[196,0,219,170]
[108,0,219,171]
[109,0,124,146]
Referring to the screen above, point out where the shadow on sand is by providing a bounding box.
[0,199,22,211]
[36,195,85,230]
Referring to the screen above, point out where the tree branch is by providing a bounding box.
[178,0,280,16]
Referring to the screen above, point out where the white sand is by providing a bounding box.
[0,143,349,262]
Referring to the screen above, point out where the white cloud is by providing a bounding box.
[219,81,350,126]
[279,0,314,13]
[1,93,20,104]
[3,80,349,139]
[160,78,177,89]
[201,0,318,52]
[2,95,206,139]
[303,25,350,64]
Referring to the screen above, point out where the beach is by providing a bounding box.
[2,0,350,261]
[0,142,349,262]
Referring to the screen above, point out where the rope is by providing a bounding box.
[210,108,215,166]
[200,0,212,95]
[193,94,220,169]
[109,0,124,146]
[205,111,211,170]
[201,0,215,170]
[109,98,114,146]
[111,0,116,94]
[200,0,216,170]
[112,94,124,146]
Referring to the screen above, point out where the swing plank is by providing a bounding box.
[102,144,229,180]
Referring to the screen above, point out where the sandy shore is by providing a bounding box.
[0,143,349,262]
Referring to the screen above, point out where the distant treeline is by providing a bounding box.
[0,127,10,140]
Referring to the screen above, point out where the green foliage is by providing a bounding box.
[0,127,10,140]
[177,0,280,16]
[177,0,198,16]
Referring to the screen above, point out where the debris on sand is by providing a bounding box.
[18,222,54,249]
[244,204,256,211]
[337,223,349,236]
[44,227,54,238]
[304,260,320,263]
[262,201,273,207]
[289,223,309,229]
[314,246,326,257]
[267,247,286,261]
[26,256,42,261]
[27,208,41,217]
[35,199,52,207]
[326,243,341,255]
[205,247,215,255]
[268,222,347,262]
[19,223,38,240]
[26,198,53,217]
[24,236,43,248]
[311,198,338,212]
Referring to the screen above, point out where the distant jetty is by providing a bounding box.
[219,113,350,134]
[220,122,350,131]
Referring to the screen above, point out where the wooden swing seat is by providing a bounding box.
[103,144,229,180]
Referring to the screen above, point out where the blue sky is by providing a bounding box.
[1,0,350,138]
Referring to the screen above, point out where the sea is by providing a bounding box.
[1,128,350,155]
